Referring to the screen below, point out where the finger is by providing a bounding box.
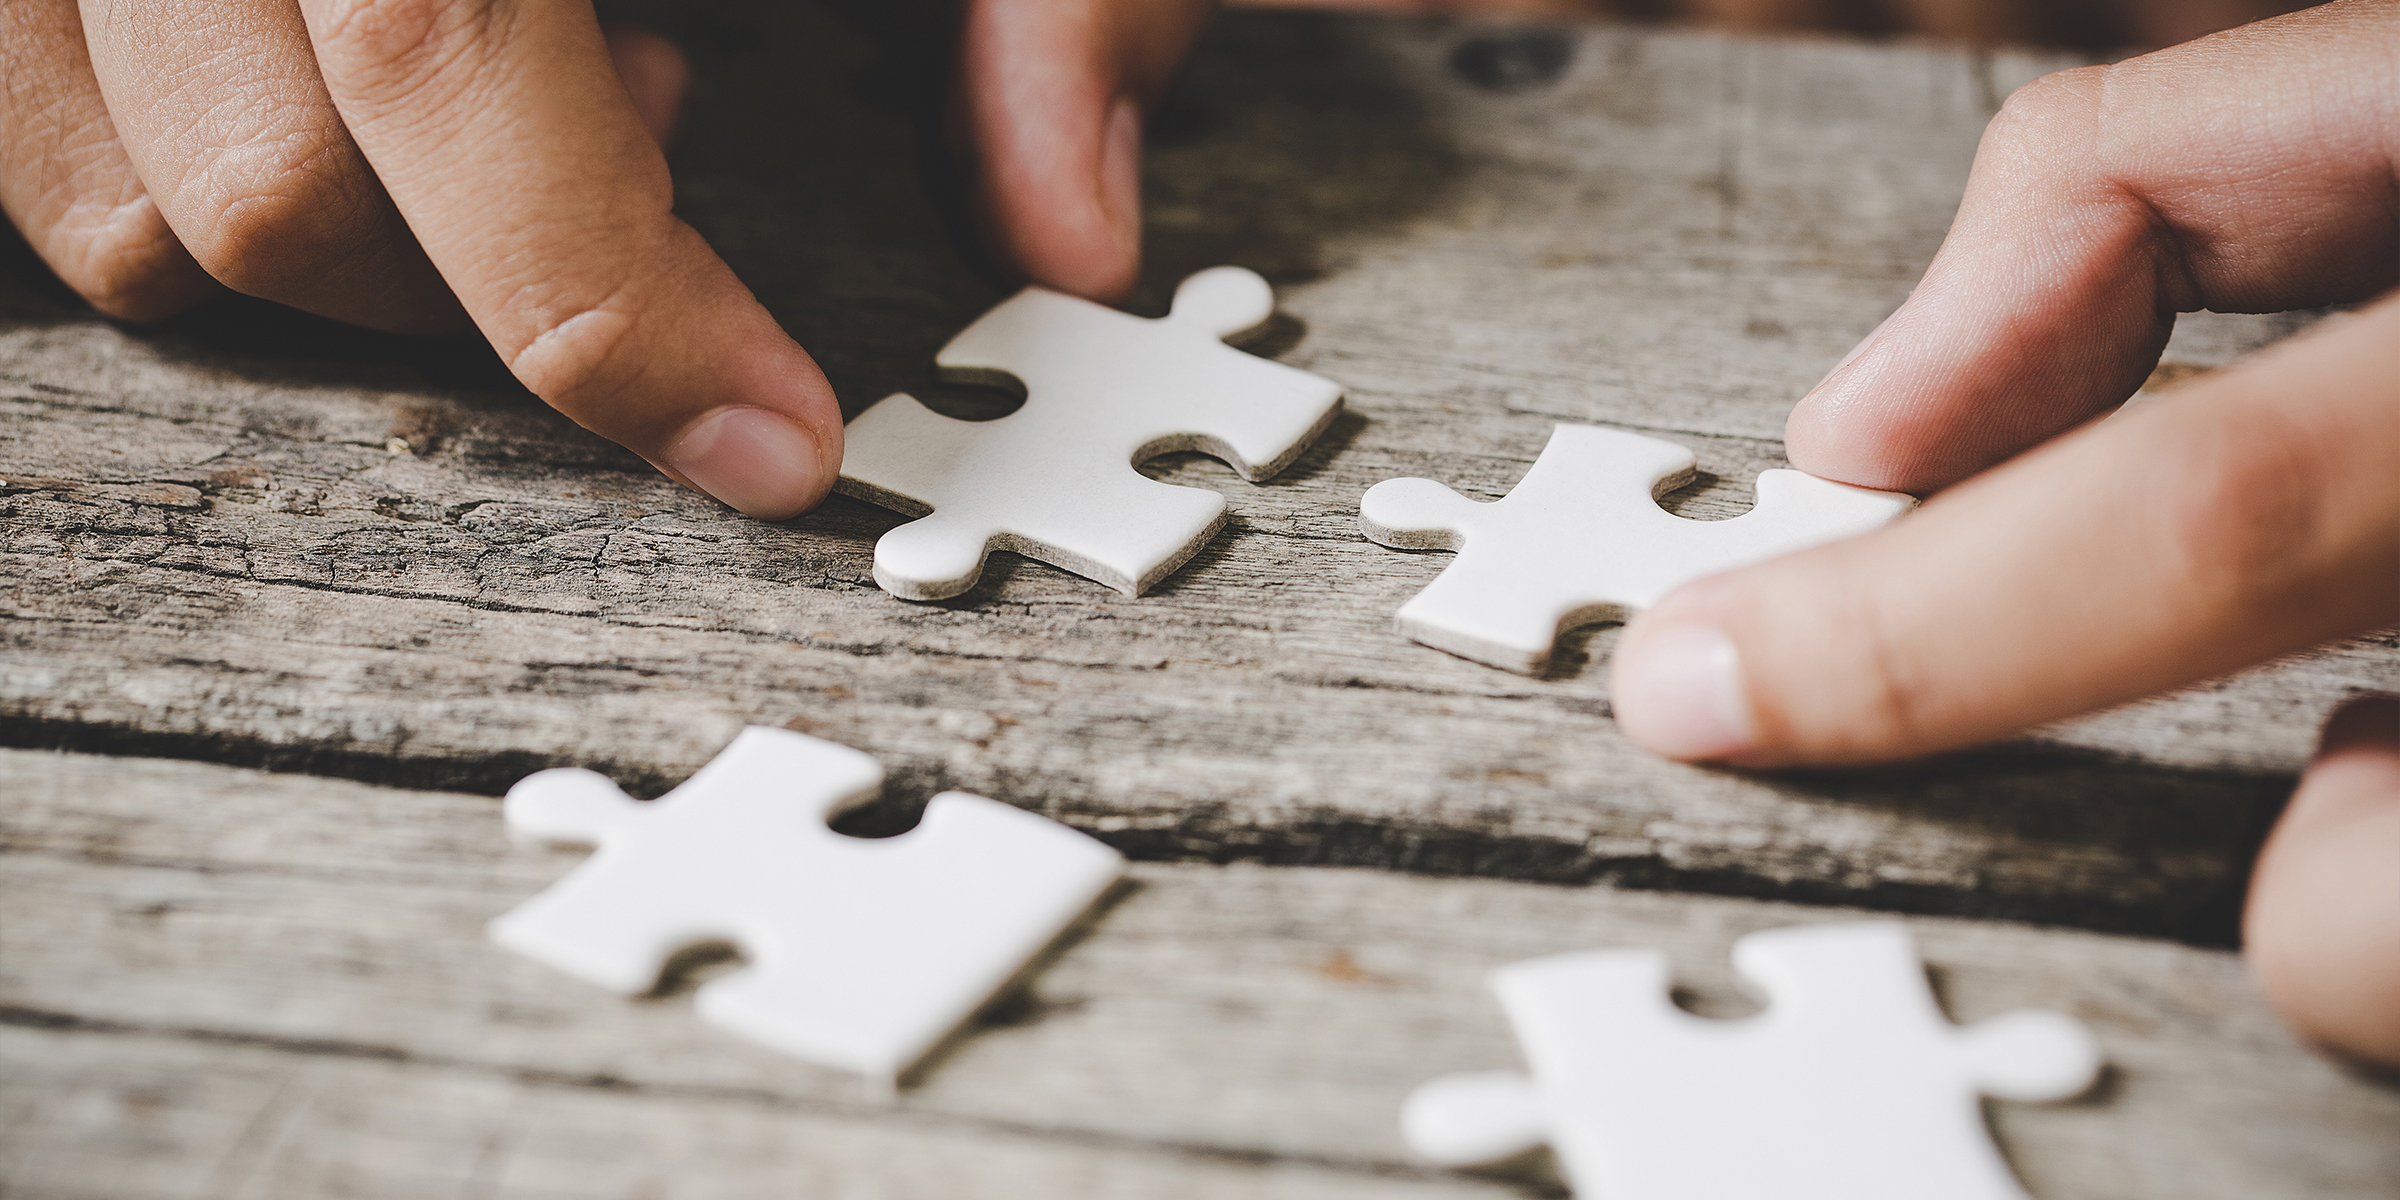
[298,0,840,519]
[76,0,465,333]
[601,24,688,150]
[954,0,1214,302]
[0,0,214,321]
[2243,695,2400,1068]
[1610,293,2400,765]
[1785,1,2398,495]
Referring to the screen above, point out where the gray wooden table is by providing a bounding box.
[3,6,2394,1198]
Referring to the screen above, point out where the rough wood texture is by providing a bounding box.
[4,8,2387,946]
[4,10,2396,1194]
[5,749,2396,1198]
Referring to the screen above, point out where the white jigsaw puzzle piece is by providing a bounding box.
[490,727,1123,1090]
[1360,424,1914,673]
[1402,922,2102,1200]
[838,266,1343,600]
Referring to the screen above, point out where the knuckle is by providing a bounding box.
[48,206,208,323]
[496,225,698,441]
[1744,566,1940,759]
[1841,588,1941,755]
[1984,65,2107,158]
[181,149,383,302]
[190,189,336,298]
[506,288,646,430]
[2152,407,2327,608]
[307,0,493,98]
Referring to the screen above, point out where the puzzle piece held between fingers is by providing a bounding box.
[838,266,1344,600]
[1359,424,1914,673]
[490,727,1123,1090]
[1402,922,2103,1200]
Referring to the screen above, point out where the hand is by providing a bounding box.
[1608,0,2399,1063]
[0,0,1211,520]
[955,0,1215,303]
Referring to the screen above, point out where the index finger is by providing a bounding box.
[1785,0,2398,496]
[297,0,841,519]
[1612,294,2400,767]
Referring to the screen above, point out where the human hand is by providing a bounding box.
[1607,0,2398,1062]
[0,0,1210,520]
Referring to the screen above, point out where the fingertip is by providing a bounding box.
[1782,312,1956,495]
[1610,609,1762,764]
[1086,94,1144,301]
[659,404,834,521]
[1784,369,1988,497]
[986,93,1143,304]
[2245,692,2400,1067]
[1781,392,1874,486]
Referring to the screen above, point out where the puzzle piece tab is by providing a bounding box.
[838,266,1343,600]
[490,727,1122,1089]
[1360,424,1914,672]
[1402,922,2101,1200]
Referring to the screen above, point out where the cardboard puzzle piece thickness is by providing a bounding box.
[490,727,1122,1089]
[838,266,1343,600]
[1360,424,1914,673]
[1401,922,2102,1200]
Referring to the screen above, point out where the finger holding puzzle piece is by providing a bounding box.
[1361,424,1915,673]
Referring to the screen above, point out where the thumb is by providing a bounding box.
[1609,296,2400,766]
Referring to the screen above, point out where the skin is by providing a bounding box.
[0,0,1213,521]
[4,0,2388,1061]
[1607,1,2400,1065]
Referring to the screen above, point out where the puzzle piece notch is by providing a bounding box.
[837,265,1342,600]
[491,727,1123,1090]
[1360,424,1915,673]
[1401,922,2102,1200]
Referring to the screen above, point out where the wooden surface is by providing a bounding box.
[8,749,2399,1200]
[2,5,2394,1197]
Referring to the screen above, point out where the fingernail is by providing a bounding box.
[661,406,822,520]
[1611,623,1757,761]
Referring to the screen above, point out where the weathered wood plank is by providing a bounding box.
[0,1030,1508,1200]
[2,8,2386,944]
[4,749,2395,1198]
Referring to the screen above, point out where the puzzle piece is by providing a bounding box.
[489,727,1122,1089]
[1359,424,1914,673]
[1401,922,2102,1200]
[837,266,1343,600]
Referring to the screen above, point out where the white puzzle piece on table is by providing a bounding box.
[1401,922,2102,1200]
[837,266,1343,600]
[1359,424,1914,673]
[489,727,1123,1090]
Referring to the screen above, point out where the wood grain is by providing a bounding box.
[5,748,2395,1198]
[3,10,2384,943]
